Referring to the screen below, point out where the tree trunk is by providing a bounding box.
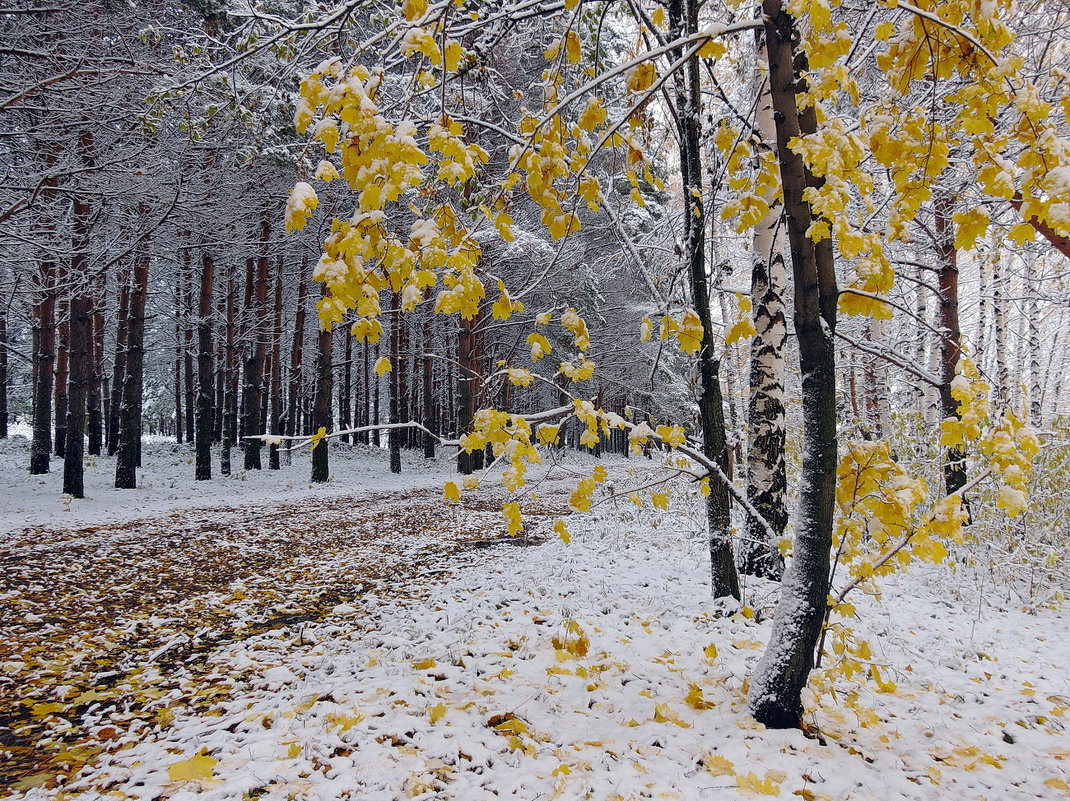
[287,253,309,440]
[934,191,967,495]
[669,0,738,600]
[242,214,271,470]
[195,250,215,480]
[30,233,56,474]
[86,267,105,455]
[389,292,402,474]
[311,285,333,483]
[182,249,196,446]
[749,0,839,729]
[116,212,149,489]
[30,142,60,469]
[221,266,237,476]
[0,295,8,439]
[54,299,69,458]
[339,326,352,444]
[269,258,283,469]
[739,37,787,582]
[107,261,131,456]
[423,307,436,458]
[63,131,94,498]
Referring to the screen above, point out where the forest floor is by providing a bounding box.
[1,436,1069,800]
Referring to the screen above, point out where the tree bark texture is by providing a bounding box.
[669,0,738,600]
[749,0,839,729]
[115,210,149,489]
[195,250,215,480]
[740,37,787,582]
[311,284,333,483]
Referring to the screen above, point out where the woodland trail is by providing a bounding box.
[0,473,573,794]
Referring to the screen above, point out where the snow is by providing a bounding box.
[0,435,442,538]
[3,442,1069,799]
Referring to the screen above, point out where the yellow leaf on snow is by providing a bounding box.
[444,481,461,502]
[685,683,716,710]
[653,703,690,728]
[554,518,571,544]
[704,753,734,777]
[736,770,781,796]
[168,754,218,783]
[428,703,447,724]
[413,658,437,670]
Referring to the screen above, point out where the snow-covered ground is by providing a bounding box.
[3,439,1069,799]
[0,431,445,536]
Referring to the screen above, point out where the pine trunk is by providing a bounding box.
[86,267,105,456]
[63,132,94,498]
[269,259,283,469]
[30,236,56,474]
[54,300,69,458]
[242,215,270,470]
[311,284,333,483]
[116,217,149,489]
[195,250,215,480]
[389,292,402,474]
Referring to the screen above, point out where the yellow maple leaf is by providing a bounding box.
[703,642,718,659]
[428,703,447,724]
[653,703,690,728]
[167,754,217,783]
[736,771,781,796]
[685,683,716,710]
[374,356,392,377]
[503,502,523,536]
[554,518,571,544]
[651,491,669,510]
[412,658,437,670]
[704,753,734,777]
[444,481,461,503]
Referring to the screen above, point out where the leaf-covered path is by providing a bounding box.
[0,475,568,793]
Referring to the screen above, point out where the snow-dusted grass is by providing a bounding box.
[3,441,1069,799]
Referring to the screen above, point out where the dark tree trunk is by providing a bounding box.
[213,289,225,443]
[63,131,94,498]
[116,216,149,489]
[311,285,333,483]
[669,0,737,600]
[287,252,309,438]
[389,292,402,474]
[372,339,381,447]
[0,294,8,438]
[54,299,69,458]
[242,215,271,470]
[86,267,105,456]
[107,261,131,456]
[195,250,215,480]
[181,250,196,446]
[173,353,183,445]
[30,143,60,471]
[30,246,56,473]
[749,0,839,729]
[269,258,283,469]
[422,308,435,458]
[221,266,236,476]
[339,327,352,444]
